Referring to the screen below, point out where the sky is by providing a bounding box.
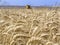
[0,0,60,6]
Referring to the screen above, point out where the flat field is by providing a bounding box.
[0,7,60,45]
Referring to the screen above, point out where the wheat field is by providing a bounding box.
[0,7,60,45]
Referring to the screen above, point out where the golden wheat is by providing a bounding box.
[0,7,60,45]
